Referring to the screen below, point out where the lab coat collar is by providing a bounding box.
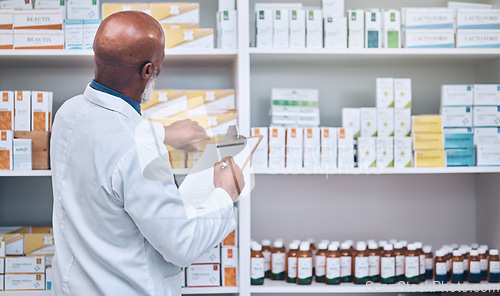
[84,84,143,120]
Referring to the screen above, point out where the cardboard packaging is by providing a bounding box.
[268,127,285,169]
[141,90,188,120]
[337,127,354,168]
[457,9,500,30]
[102,3,152,20]
[0,90,14,130]
[377,108,394,137]
[31,91,52,131]
[273,9,289,48]
[303,127,320,169]
[45,266,53,290]
[221,247,238,287]
[322,0,344,18]
[65,20,83,49]
[67,0,99,20]
[342,108,360,139]
[474,127,500,146]
[444,127,473,134]
[441,85,474,106]
[13,139,31,170]
[413,133,444,150]
[473,106,500,127]
[5,274,45,291]
[0,130,13,170]
[5,256,45,273]
[193,245,220,264]
[0,9,13,30]
[457,30,500,48]
[405,8,454,30]
[376,78,394,108]
[477,145,500,166]
[0,0,33,9]
[376,137,394,168]
[306,10,322,49]
[473,84,500,106]
[394,79,412,109]
[0,274,3,291]
[164,28,214,49]
[412,115,442,133]
[186,90,235,113]
[365,9,381,48]
[14,91,31,131]
[444,133,474,149]
[414,150,445,167]
[394,108,412,137]
[34,0,66,18]
[320,127,337,170]
[441,106,473,128]
[357,137,376,168]
[219,0,235,11]
[13,9,63,30]
[0,240,5,257]
[360,108,377,137]
[324,17,347,49]
[0,29,13,49]
[446,149,475,167]
[83,19,101,50]
[162,23,198,30]
[151,3,199,24]
[13,131,50,170]
[383,10,400,48]
[251,127,268,168]
[186,264,220,287]
[289,9,305,48]
[394,137,412,168]
[405,29,454,48]
[217,10,237,49]
[285,127,303,169]
[0,257,3,274]
[14,29,64,49]
[348,9,364,48]
[255,9,272,48]
[24,233,54,256]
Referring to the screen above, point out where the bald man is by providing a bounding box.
[50,11,244,296]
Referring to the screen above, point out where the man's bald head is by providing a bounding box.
[93,11,165,104]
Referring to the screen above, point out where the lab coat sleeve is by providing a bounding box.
[112,147,236,268]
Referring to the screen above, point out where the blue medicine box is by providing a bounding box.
[444,133,474,149]
[446,149,476,167]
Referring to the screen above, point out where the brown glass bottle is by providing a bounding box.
[414,242,425,282]
[340,242,352,282]
[286,242,299,283]
[479,248,489,281]
[354,242,369,284]
[405,244,420,284]
[297,242,313,285]
[451,250,464,283]
[368,243,380,282]
[315,242,328,283]
[434,250,447,283]
[380,244,396,284]
[271,240,286,280]
[261,240,272,278]
[423,245,433,280]
[394,242,405,282]
[488,249,500,283]
[468,250,481,283]
[325,244,341,285]
[251,244,265,285]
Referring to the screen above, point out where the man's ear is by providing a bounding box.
[141,62,153,80]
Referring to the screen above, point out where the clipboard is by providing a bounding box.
[216,134,263,170]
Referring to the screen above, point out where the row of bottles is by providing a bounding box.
[250,239,500,286]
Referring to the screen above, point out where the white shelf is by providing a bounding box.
[182,287,239,294]
[249,48,500,67]
[0,292,49,296]
[0,170,51,177]
[253,167,500,175]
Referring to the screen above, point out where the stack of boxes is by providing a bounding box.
[217,0,238,49]
[456,8,500,48]
[323,0,345,49]
[270,88,319,127]
[0,90,52,171]
[64,0,101,50]
[473,85,500,166]
[412,115,445,167]
[403,8,455,48]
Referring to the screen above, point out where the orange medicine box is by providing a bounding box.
[5,256,45,273]
[222,208,238,247]
[221,247,238,287]
[31,91,52,131]
[5,274,45,291]
[13,9,63,30]
[0,30,13,49]
[186,264,220,287]
[0,9,13,30]
[14,91,30,131]
[0,91,14,130]
[0,130,13,170]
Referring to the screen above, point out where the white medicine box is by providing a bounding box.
[251,127,268,169]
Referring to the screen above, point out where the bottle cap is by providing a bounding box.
[460,244,468,250]
[470,250,479,256]
[262,239,271,246]
[451,244,458,249]
[479,249,486,255]
[291,239,301,245]
[436,250,445,257]
[414,242,423,248]
[307,238,315,244]
[394,242,402,249]
[490,249,499,256]
[330,241,340,247]
[423,246,432,253]
[356,242,367,251]
[453,250,461,257]
[384,244,393,251]
[345,240,354,245]
[320,239,330,245]
[471,243,479,249]
[319,242,328,250]
[379,240,388,247]
[388,239,398,244]
[252,243,262,251]
[289,242,299,250]
[369,242,378,250]
[273,240,284,248]
[400,240,408,247]
[480,244,489,250]
[407,244,416,251]
[328,243,339,251]
[300,242,310,251]
[367,239,376,245]
[340,242,350,250]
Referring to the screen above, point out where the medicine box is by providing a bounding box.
[83,19,101,50]
[45,266,53,290]
[377,108,394,137]
[474,85,500,106]
[289,9,305,49]
[348,9,364,48]
[383,10,400,49]
[376,78,394,108]
[474,127,500,146]
[0,90,14,130]
[31,91,52,132]
[186,264,221,287]
[441,85,474,106]
[412,115,442,133]
[446,149,475,167]
[163,29,214,49]
[457,9,500,30]
[286,127,303,169]
[360,108,377,137]
[65,20,83,50]
[151,3,200,24]
[269,127,285,169]
[444,133,474,149]
[357,137,376,168]
[221,247,238,287]
[24,233,54,256]
[14,29,64,49]
[68,0,99,20]
[187,90,235,112]
[251,128,268,168]
[13,9,63,30]
[477,145,500,166]
[365,9,381,48]
[13,131,50,170]
[376,137,394,168]
[394,79,412,109]
[441,106,473,128]
[405,8,454,30]
[5,256,45,273]
[413,133,444,150]
[162,23,198,30]
[342,108,360,138]
[0,131,12,170]
[324,17,347,49]
[0,30,13,49]
[457,30,500,49]
[473,106,500,127]
[0,9,13,30]
[0,274,2,290]
[5,274,45,291]
[142,90,188,120]
[102,3,152,20]
[405,30,455,48]
[193,245,220,264]
[306,10,322,49]
[394,137,412,168]
[219,0,235,11]
[0,257,3,274]
[256,9,272,48]
[303,127,320,169]
[414,150,446,167]
[337,128,354,169]
[273,9,289,48]
[34,0,66,16]
[322,0,344,18]
[444,127,473,134]
[13,139,31,171]
[320,127,337,170]
[0,240,5,257]
[217,10,237,49]
[0,233,24,255]
[394,108,412,137]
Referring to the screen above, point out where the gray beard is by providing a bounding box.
[141,71,158,104]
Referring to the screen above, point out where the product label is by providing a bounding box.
[326,257,340,280]
[396,255,405,276]
[426,258,434,271]
[369,255,380,276]
[298,257,313,279]
[405,256,419,278]
[470,261,481,274]
[464,259,469,271]
[355,257,369,279]
[420,254,426,274]
[251,258,265,279]
[288,257,297,278]
[272,253,286,274]
[381,257,395,279]
[481,259,489,271]
[453,261,464,274]
[263,251,271,272]
[491,261,500,273]
[341,256,352,277]
[436,262,447,275]
[315,255,326,277]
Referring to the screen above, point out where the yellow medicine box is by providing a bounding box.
[163,28,214,49]
[412,115,442,134]
[151,3,199,24]
[412,133,444,150]
[102,3,152,20]
[24,233,54,256]
[414,150,445,168]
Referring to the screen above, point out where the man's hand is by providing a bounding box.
[164,119,208,152]
[214,157,245,202]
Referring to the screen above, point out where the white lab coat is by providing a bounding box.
[50,85,236,296]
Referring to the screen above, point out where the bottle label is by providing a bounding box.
[396,255,405,276]
[470,261,481,274]
[263,251,271,272]
[453,261,464,275]
[369,255,380,276]
[481,258,489,271]
[381,257,395,279]
[287,257,297,278]
[326,257,340,280]
[405,256,419,278]
[419,254,426,274]
[298,257,313,279]
[251,257,265,280]
[341,256,352,276]
[355,257,369,279]
[425,258,433,271]
[436,262,447,275]
[315,255,326,277]
[463,259,469,271]
[272,253,286,274]
[491,261,500,273]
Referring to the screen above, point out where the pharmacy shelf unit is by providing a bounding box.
[0,287,239,295]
